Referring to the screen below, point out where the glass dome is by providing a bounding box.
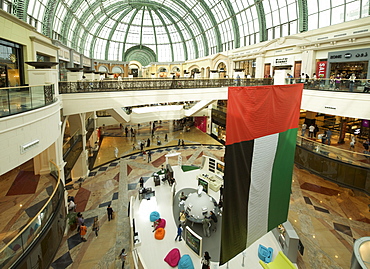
[5,0,370,63]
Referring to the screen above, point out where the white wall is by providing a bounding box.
[0,100,61,175]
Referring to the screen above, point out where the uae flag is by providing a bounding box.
[220,84,303,264]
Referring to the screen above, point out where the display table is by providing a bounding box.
[197,173,223,192]
[139,187,155,200]
[184,191,217,223]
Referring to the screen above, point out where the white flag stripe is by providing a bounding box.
[246,133,279,246]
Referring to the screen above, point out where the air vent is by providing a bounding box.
[286,48,294,51]
[353,29,368,34]
[334,33,347,37]
[20,140,40,154]
[317,37,328,40]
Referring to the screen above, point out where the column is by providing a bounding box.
[255,54,265,78]
[301,49,316,77]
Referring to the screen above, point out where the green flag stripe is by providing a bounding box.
[268,127,298,230]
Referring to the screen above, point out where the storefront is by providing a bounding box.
[0,38,24,87]
[211,108,226,144]
[234,59,256,77]
[326,48,370,79]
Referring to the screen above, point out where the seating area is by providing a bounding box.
[259,251,296,269]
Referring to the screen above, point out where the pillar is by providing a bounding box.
[301,49,316,77]
[255,54,265,78]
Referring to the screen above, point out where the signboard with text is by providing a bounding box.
[316,61,327,78]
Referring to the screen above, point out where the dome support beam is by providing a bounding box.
[255,0,267,42]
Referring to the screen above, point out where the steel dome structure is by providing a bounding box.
[3,0,369,62]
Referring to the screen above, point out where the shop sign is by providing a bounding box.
[316,61,327,78]
[273,56,293,66]
[329,51,369,60]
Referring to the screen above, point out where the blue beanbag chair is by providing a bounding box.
[150,211,160,222]
[178,254,194,269]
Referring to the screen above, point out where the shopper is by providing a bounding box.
[308,124,315,138]
[92,217,100,237]
[179,210,187,226]
[326,129,332,145]
[349,135,356,150]
[301,123,307,136]
[147,138,150,147]
[363,138,370,150]
[119,248,127,269]
[175,223,183,241]
[364,80,370,93]
[77,212,84,232]
[147,150,152,162]
[107,204,113,221]
[114,147,119,158]
[80,222,87,241]
[349,74,356,92]
[314,124,319,138]
[201,251,211,269]
[139,177,144,188]
[202,217,211,237]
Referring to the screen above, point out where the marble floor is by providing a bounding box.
[49,121,370,269]
[0,160,56,250]
[1,121,369,268]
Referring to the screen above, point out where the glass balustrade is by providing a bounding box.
[0,161,63,268]
[0,84,55,117]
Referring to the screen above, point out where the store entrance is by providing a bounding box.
[330,61,368,79]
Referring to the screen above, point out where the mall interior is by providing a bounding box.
[0,1,370,268]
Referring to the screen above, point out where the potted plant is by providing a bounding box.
[67,211,78,231]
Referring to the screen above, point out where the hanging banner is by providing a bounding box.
[316,61,327,78]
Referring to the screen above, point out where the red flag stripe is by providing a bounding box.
[226,84,303,145]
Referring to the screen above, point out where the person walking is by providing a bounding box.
[147,138,150,147]
[301,123,307,136]
[139,177,144,188]
[326,129,332,145]
[175,224,183,241]
[201,251,211,269]
[147,150,152,162]
[80,222,87,241]
[114,147,119,158]
[349,74,356,92]
[308,124,315,138]
[314,124,319,138]
[165,133,168,142]
[107,204,113,221]
[349,135,356,150]
[92,217,99,237]
[119,248,127,269]
[77,212,84,232]
[202,217,211,237]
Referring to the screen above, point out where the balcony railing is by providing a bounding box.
[59,78,274,93]
[286,78,370,93]
[0,84,55,117]
[0,160,63,268]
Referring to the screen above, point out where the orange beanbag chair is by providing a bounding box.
[155,227,165,240]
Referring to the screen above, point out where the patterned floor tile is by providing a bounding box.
[67,233,82,250]
[313,206,330,214]
[25,198,48,218]
[128,183,138,190]
[333,222,353,237]
[88,171,97,177]
[98,201,111,208]
[98,166,108,172]
[303,196,313,205]
[50,252,73,269]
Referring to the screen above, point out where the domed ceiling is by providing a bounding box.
[8,0,370,63]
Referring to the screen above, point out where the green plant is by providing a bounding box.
[67,212,77,226]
